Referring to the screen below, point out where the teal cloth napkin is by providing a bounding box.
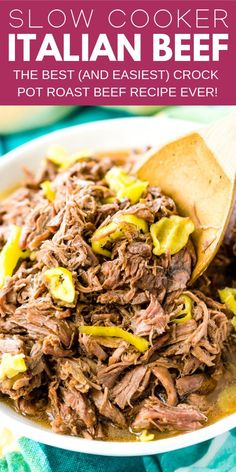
[0,105,236,472]
[1,105,235,153]
[1,431,236,472]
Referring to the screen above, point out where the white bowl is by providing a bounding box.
[0,116,235,456]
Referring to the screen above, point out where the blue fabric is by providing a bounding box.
[0,107,131,154]
[0,105,235,471]
[0,432,231,471]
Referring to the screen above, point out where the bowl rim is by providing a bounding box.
[0,402,236,456]
[0,115,196,170]
[0,115,235,456]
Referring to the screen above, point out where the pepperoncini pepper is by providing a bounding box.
[0,353,27,381]
[44,267,75,304]
[150,215,195,256]
[218,287,236,329]
[103,197,116,204]
[218,287,236,314]
[91,214,148,257]
[139,430,155,442]
[91,221,122,257]
[79,326,149,352]
[0,225,30,288]
[46,145,92,170]
[105,167,130,192]
[105,167,148,204]
[116,214,149,233]
[171,295,193,324]
[40,180,55,203]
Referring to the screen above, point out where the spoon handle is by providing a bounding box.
[135,113,236,283]
[199,112,236,183]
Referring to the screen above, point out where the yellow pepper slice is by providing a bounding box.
[105,167,148,204]
[91,215,148,256]
[44,267,75,304]
[218,287,236,314]
[150,215,195,256]
[171,295,193,324]
[61,150,92,170]
[103,197,116,204]
[105,167,131,192]
[46,145,92,170]
[117,181,149,205]
[46,145,68,166]
[0,353,27,381]
[231,318,236,331]
[218,287,236,329]
[0,226,30,288]
[139,430,155,442]
[40,180,55,203]
[79,326,149,352]
[91,221,121,257]
[115,214,149,234]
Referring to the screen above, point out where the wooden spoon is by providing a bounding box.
[133,113,236,284]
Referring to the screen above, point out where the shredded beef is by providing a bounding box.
[111,365,149,409]
[176,374,216,398]
[0,152,232,441]
[92,390,126,428]
[132,396,207,432]
[132,297,168,337]
[152,366,177,406]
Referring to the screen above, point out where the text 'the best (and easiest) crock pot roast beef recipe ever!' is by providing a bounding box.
[0,146,236,442]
